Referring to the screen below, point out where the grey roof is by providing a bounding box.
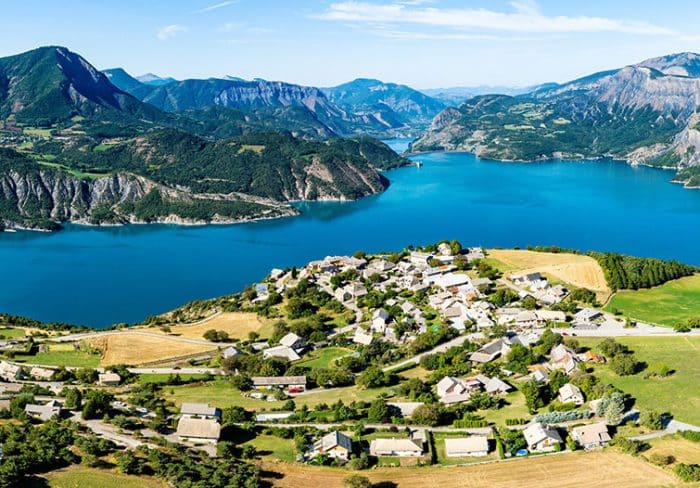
[317,431,353,452]
[180,402,219,417]
[176,417,221,440]
[252,375,306,386]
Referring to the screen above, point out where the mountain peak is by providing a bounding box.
[637,52,700,77]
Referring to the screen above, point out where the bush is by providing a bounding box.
[612,438,649,455]
[679,430,700,443]
[674,464,700,482]
[648,453,675,466]
[344,474,372,488]
[534,410,591,423]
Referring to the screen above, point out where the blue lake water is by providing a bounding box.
[2,138,700,327]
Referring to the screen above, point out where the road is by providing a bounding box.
[631,419,700,441]
[382,333,478,372]
[3,359,224,376]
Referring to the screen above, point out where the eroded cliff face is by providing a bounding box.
[0,170,297,230]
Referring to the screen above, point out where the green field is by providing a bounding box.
[164,379,397,411]
[0,327,26,339]
[243,434,296,462]
[606,274,700,326]
[15,344,101,368]
[477,390,531,426]
[38,467,163,487]
[297,347,352,369]
[137,373,211,384]
[579,336,700,424]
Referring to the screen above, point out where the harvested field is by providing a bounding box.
[488,249,611,301]
[90,333,217,367]
[261,451,675,488]
[151,312,267,341]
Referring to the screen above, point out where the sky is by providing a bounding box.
[2,0,700,88]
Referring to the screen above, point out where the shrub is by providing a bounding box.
[674,464,700,482]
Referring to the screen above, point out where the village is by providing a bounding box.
[0,242,698,485]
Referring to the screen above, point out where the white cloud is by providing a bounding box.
[157,24,188,40]
[314,1,676,36]
[194,1,237,14]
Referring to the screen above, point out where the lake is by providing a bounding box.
[3,139,700,327]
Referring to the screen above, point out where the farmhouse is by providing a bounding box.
[30,366,55,381]
[469,338,512,363]
[444,436,490,457]
[262,345,301,361]
[252,375,307,393]
[279,332,307,352]
[436,376,472,405]
[25,399,62,421]
[369,437,424,457]
[180,402,220,420]
[574,308,603,323]
[523,422,562,453]
[550,344,580,375]
[572,422,611,449]
[310,431,354,461]
[0,361,21,381]
[176,417,221,444]
[353,327,374,346]
[97,372,121,386]
[222,346,242,359]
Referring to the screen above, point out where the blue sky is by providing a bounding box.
[2,0,700,88]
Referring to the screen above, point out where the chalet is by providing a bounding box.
[535,310,567,323]
[514,310,540,328]
[0,361,22,381]
[444,436,489,457]
[558,383,585,405]
[436,376,471,405]
[511,272,546,289]
[97,372,121,386]
[279,332,307,352]
[251,341,270,351]
[523,423,562,453]
[531,369,549,383]
[572,422,611,449]
[25,399,62,421]
[180,402,220,420]
[550,344,579,375]
[252,375,307,393]
[483,376,512,395]
[310,431,354,461]
[369,430,426,457]
[469,338,512,364]
[30,366,55,381]
[371,309,390,333]
[263,345,300,361]
[176,417,221,444]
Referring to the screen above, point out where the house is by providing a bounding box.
[514,310,540,328]
[574,308,603,323]
[252,375,307,393]
[251,341,270,351]
[535,310,567,323]
[176,417,221,444]
[572,422,611,449]
[409,251,433,268]
[0,361,21,381]
[180,402,220,420]
[222,346,242,359]
[436,376,471,405]
[444,436,489,457]
[279,333,307,352]
[353,327,374,346]
[348,283,368,298]
[0,382,23,395]
[483,377,512,395]
[30,367,55,381]
[581,350,606,363]
[25,399,62,421]
[255,411,294,422]
[512,272,545,288]
[530,369,549,384]
[550,344,580,375]
[335,288,352,302]
[469,338,512,363]
[263,345,301,361]
[523,423,562,453]
[371,309,390,333]
[97,372,121,386]
[369,437,424,457]
[558,383,585,405]
[311,431,354,461]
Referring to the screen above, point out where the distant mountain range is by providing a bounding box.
[0,46,406,230]
[420,84,555,105]
[412,52,700,187]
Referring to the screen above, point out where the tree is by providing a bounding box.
[367,398,390,423]
[222,406,251,424]
[231,374,253,391]
[640,410,665,430]
[609,353,641,376]
[64,388,82,410]
[356,366,391,389]
[520,379,546,413]
[116,450,143,475]
[344,474,372,488]
[411,404,441,426]
[596,391,625,425]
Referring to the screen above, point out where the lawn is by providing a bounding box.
[164,380,397,411]
[579,336,700,424]
[297,347,352,369]
[243,434,296,462]
[0,327,26,339]
[15,343,101,368]
[433,432,497,465]
[136,373,211,384]
[478,389,531,426]
[606,274,700,326]
[38,466,164,488]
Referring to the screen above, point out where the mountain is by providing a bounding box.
[0,47,408,230]
[136,73,177,86]
[412,53,700,187]
[421,84,556,105]
[106,71,397,137]
[323,78,446,129]
[0,47,166,128]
